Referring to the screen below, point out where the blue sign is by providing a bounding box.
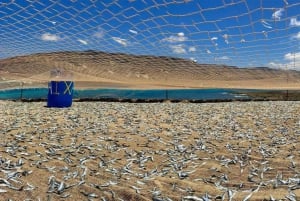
[47,81,74,107]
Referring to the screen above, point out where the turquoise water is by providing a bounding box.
[0,88,48,100]
[0,88,248,100]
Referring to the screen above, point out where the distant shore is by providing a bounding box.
[2,80,300,90]
[1,86,300,102]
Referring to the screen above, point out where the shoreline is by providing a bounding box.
[1,87,300,102]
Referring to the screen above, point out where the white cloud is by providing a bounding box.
[162,32,188,43]
[216,56,231,60]
[190,57,197,62]
[268,62,293,70]
[77,39,88,45]
[261,20,272,29]
[284,52,300,61]
[262,31,268,38]
[112,37,129,46]
[129,29,138,34]
[188,46,196,52]
[170,44,186,54]
[177,32,184,37]
[221,56,230,60]
[41,33,61,41]
[268,61,296,69]
[93,28,105,39]
[272,8,284,21]
[261,20,271,26]
[291,32,300,40]
[206,49,211,54]
[268,62,285,69]
[222,34,228,40]
[268,52,300,70]
[290,18,300,27]
[211,37,218,46]
[222,34,229,44]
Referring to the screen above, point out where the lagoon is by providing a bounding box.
[0,88,248,101]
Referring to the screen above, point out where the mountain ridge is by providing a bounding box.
[0,51,299,89]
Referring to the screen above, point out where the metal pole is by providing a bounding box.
[286,64,288,100]
[20,82,24,101]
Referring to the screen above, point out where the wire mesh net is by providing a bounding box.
[0,0,299,90]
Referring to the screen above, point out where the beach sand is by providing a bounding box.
[0,101,300,200]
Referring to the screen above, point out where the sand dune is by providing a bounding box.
[1,51,300,89]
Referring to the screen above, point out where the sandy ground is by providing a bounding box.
[0,101,300,200]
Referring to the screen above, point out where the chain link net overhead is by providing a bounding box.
[0,0,300,89]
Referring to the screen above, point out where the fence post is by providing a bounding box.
[20,82,24,100]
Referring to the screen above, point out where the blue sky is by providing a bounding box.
[0,0,299,69]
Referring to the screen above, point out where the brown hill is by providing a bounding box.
[1,51,300,89]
